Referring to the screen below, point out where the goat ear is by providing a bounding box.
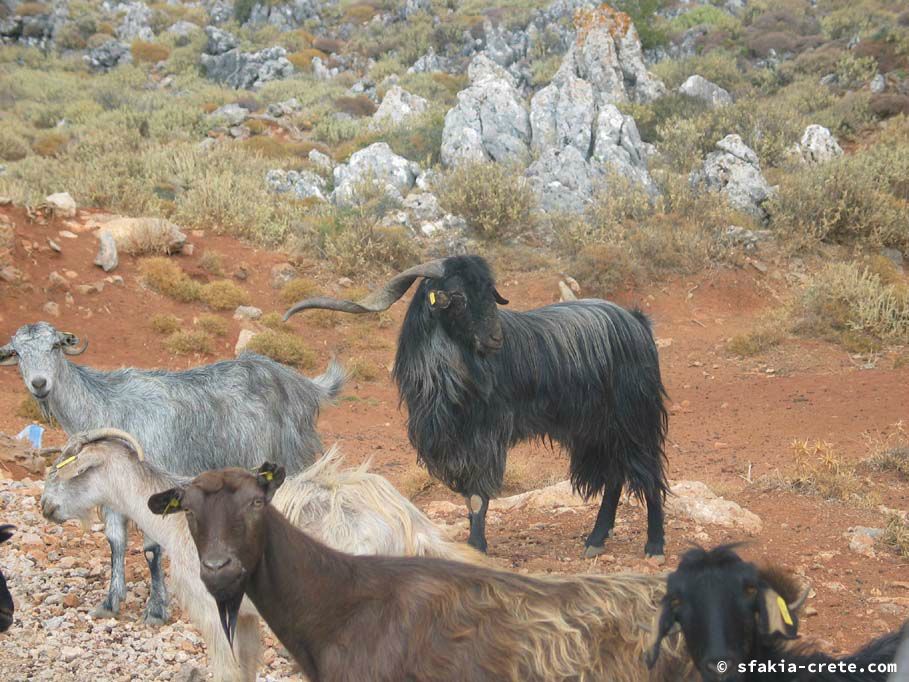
[256,463,286,502]
[645,599,678,668]
[0,525,14,544]
[148,489,184,516]
[493,288,509,305]
[757,584,799,640]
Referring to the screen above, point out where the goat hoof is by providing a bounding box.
[583,544,606,559]
[142,614,167,626]
[91,606,119,620]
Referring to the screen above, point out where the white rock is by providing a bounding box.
[45,192,76,218]
[666,480,762,534]
[233,306,262,321]
[94,230,118,272]
[690,134,774,222]
[369,86,429,132]
[331,143,421,206]
[679,74,732,108]
[235,329,257,355]
[798,124,843,164]
[102,217,187,254]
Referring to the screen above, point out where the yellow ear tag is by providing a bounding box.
[429,291,436,306]
[260,471,274,482]
[55,455,77,469]
[777,596,793,626]
[164,498,181,514]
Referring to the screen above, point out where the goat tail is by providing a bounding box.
[311,358,347,402]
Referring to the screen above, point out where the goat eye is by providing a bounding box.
[744,585,758,597]
[251,498,264,509]
[670,597,682,609]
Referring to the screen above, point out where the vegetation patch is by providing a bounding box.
[882,514,909,558]
[245,330,315,369]
[131,40,171,64]
[139,257,203,303]
[164,329,214,355]
[200,280,250,311]
[279,278,317,305]
[150,313,181,335]
[196,314,229,337]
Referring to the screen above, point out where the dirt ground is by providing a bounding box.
[1,205,907,658]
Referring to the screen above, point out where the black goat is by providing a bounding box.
[0,525,15,632]
[646,544,906,681]
[285,255,669,557]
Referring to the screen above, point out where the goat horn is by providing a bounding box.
[284,259,446,320]
[788,585,811,613]
[0,344,17,366]
[62,338,89,356]
[64,428,146,462]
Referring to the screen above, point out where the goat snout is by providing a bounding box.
[200,554,244,598]
[202,556,233,571]
[40,499,59,522]
[30,377,49,398]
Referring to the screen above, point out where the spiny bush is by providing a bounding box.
[727,307,790,357]
[279,278,317,305]
[196,314,229,337]
[150,313,181,335]
[437,162,535,241]
[200,280,249,311]
[131,40,171,64]
[882,515,909,558]
[312,116,361,145]
[31,131,68,158]
[246,330,315,369]
[14,2,50,16]
[259,311,288,330]
[198,250,225,276]
[139,257,203,303]
[287,48,327,71]
[165,329,214,355]
[865,422,909,479]
[786,439,864,503]
[791,262,909,350]
[0,129,29,162]
[334,95,377,118]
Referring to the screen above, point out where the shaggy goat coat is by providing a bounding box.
[395,279,669,504]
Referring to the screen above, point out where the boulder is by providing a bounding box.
[530,74,595,155]
[492,480,586,512]
[84,40,132,71]
[408,48,453,74]
[167,20,201,47]
[102,217,187,254]
[555,4,665,106]
[235,329,258,355]
[308,149,333,172]
[331,143,420,206]
[678,74,732,108]
[441,55,531,167]
[265,169,327,203]
[45,192,77,219]
[204,26,237,55]
[233,306,262,321]
[369,86,429,132]
[115,1,154,42]
[208,103,249,127]
[690,134,774,222]
[525,146,596,213]
[266,98,302,118]
[666,480,762,534]
[93,230,118,272]
[201,46,295,89]
[797,124,843,164]
[244,0,323,31]
[591,104,656,193]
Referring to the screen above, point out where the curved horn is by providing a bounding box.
[63,428,146,462]
[62,338,89,356]
[284,259,446,320]
[0,343,17,366]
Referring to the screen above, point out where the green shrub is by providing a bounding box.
[246,330,315,368]
[313,116,361,145]
[280,278,317,305]
[15,2,50,16]
[0,129,29,162]
[437,162,535,241]
[165,329,214,355]
[200,280,249,310]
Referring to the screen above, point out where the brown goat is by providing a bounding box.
[149,463,695,682]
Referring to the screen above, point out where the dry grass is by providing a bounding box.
[164,330,214,355]
[347,357,381,382]
[774,439,865,503]
[150,313,181,335]
[198,251,225,276]
[864,422,909,479]
[287,48,327,71]
[882,515,909,558]
[139,258,203,303]
[245,330,315,369]
[259,311,288,330]
[16,395,57,427]
[501,456,562,496]
[200,280,249,311]
[32,132,68,158]
[399,466,439,500]
[131,40,171,64]
[727,308,790,357]
[196,314,228,337]
[279,278,318,305]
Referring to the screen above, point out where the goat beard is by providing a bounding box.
[216,591,244,650]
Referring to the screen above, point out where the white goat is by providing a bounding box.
[40,430,478,682]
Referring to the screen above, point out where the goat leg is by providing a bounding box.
[643,488,666,559]
[93,507,128,618]
[142,538,169,625]
[466,494,489,554]
[583,480,623,558]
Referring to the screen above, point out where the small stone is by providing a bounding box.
[338,277,353,288]
[43,301,61,317]
[0,196,11,205]
[48,271,70,290]
[0,265,23,283]
[235,329,257,355]
[94,230,118,272]
[183,243,195,256]
[58,230,78,239]
[47,238,62,252]
[62,593,80,608]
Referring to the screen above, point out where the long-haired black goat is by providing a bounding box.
[646,544,907,681]
[285,255,669,557]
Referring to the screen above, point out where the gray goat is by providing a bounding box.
[1,321,344,623]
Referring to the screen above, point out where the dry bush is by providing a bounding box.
[865,422,909,479]
[870,95,909,120]
[501,457,562,496]
[165,329,214,355]
[347,357,380,382]
[343,3,378,24]
[0,128,29,162]
[279,278,317,305]
[196,314,228,337]
[150,313,181,335]
[200,280,249,311]
[312,37,344,54]
[32,131,68,158]
[882,515,909,558]
[791,262,909,351]
[323,223,420,277]
[334,95,378,118]
[14,2,50,16]
[399,466,439,500]
[245,330,315,369]
[139,257,203,303]
[288,48,327,70]
[776,439,865,503]
[727,309,789,356]
[259,311,288,330]
[198,250,224,276]
[437,162,535,241]
[16,395,57,427]
[240,136,330,160]
[131,40,171,64]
